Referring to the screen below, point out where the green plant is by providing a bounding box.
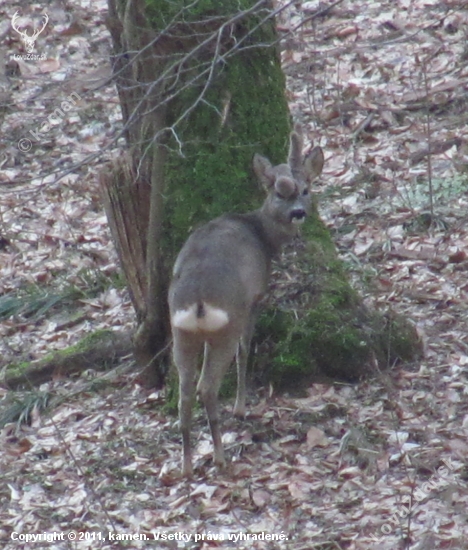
[0,391,51,431]
[397,175,468,210]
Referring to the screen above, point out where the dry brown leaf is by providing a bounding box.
[306,427,328,449]
[251,489,271,508]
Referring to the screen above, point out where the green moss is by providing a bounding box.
[145,0,258,27]
[250,232,421,388]
[47,329,116,360]
[158,14,289,256]
[3,330,116,380]
[3,361,30,377]
[265,298,369,387]
[303,215,339,258]
[162,369,180,415]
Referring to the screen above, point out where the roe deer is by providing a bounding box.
[168,125,324,476]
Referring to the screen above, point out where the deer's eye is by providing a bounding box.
[302,188,309,196]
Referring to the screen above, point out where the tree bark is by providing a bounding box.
[100,153,149,319]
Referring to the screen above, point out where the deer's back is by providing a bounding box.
[169,213,272,317]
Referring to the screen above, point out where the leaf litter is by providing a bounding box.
[1,0,468,548]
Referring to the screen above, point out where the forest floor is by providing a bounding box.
[1,0,468,549]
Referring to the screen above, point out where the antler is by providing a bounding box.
[31,14,49,39]
[288,122,304,177]
[11,11,49,53]
[11,12,27,38]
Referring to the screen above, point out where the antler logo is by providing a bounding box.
[11,12,49,54]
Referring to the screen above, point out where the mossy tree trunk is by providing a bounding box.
[102,0,422,388]
[102,0,291,385]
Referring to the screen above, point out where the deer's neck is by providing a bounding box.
[260,209,297,250]
[241,210,295,258]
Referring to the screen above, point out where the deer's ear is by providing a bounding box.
[253,154,274,189]
[304,146,324,183]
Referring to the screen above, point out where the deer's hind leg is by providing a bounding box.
[173,328,203,477]
[197,334,239,469]
[234,304,260,418]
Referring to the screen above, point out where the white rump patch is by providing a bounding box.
[172,302,229,332]
[171,304,199,332]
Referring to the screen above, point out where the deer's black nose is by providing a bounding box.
[290,209,306,221]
